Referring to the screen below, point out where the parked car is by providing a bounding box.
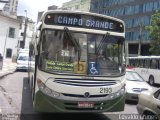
[137,88,160,120]
[125,69,152,101]
[16,53,29,71]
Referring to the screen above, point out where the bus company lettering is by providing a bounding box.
[57,16,114,30]
[46,60,74,71]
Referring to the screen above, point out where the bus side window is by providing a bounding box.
[137,59,140,67]
[140,59,144,68]
[135,59,138,67]
[147,59,150,68]
[144,59,147,68]
[131,59,135,66]
[156,59,159,69]
[158,59,160,69]
[150,59,156,69]
[149,59,152,68]
[139,59,142,68]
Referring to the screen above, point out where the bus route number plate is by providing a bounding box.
[78,102,94,108]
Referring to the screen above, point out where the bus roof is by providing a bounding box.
[128,56,160,59]
[40,10,125,24]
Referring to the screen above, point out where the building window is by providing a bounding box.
[21,32,24,36]
[8,27,15,38]
[75,5,79,9]
[6,48,12,58]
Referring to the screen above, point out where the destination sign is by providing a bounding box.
[44,13,124,32]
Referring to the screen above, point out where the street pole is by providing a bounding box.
[1,28,9,70]
[22,10,27,49]
[138,23,143,56]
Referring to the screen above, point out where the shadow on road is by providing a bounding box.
[20,113,111,120]
[20,77,111,120]
[20,77,35,114]
[125,100,138,105]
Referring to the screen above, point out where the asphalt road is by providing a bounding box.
[0,72,141,120]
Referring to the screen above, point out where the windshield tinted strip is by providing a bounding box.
[54,78,117,82]
[54,82,116,87]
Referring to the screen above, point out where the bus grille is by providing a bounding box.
[62,93,108,98]
[54,78,117,87]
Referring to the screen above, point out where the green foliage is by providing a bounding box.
[145,10,160,55]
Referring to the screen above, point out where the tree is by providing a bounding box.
[146,10,160,55]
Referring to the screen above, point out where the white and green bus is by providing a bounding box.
[28,10,126,112]
[128,56,160,86]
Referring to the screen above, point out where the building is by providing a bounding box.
[48,5,58,10]
[61,0,91,11]
[37,5,58,23]
[17,16,35,49]
[90,0,160,57]
[0,0,8,11]
[0,0,18,17]
[0,12,20,59]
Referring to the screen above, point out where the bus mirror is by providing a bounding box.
[36,21,42,30]
[29,43,34,57]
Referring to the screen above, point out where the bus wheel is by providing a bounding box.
[149,76,154,86]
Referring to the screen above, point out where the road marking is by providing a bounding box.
[0,108,2,113]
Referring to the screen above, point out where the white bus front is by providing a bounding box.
[32,11,126,112]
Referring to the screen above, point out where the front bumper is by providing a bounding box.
[33,90,126,113]
[16,65,28,70]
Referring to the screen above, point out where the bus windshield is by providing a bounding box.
[38,29,125,76]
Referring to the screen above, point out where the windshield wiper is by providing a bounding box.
[64,27,81,70]
[96,32,110,55]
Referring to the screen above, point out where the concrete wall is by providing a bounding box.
[61,0,91,12]
[0,13,20,59]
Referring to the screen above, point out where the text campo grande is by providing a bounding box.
[57,16,114,30]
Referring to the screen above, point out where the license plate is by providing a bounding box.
[78,102,94,108]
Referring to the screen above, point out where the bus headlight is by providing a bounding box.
[108,85,125,99]
[37,79,60,98]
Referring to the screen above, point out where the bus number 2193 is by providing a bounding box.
[100,88,112,94]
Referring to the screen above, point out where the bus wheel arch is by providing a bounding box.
[148,75,154,86]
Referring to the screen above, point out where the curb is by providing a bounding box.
[0,70,16,79]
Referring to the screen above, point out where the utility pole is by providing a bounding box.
[138,23,143,56]
[22,10,27,49]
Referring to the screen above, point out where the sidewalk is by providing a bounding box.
[0,59,17,78]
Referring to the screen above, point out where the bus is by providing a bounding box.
[28,10,126,112]
[128,56,160,85]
